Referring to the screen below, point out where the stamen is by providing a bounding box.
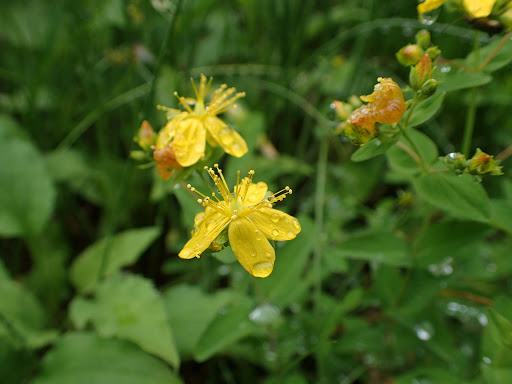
[241,170,255,201]
[235,170,241,198]
[173,91,193,113]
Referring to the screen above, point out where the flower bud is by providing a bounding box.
[332,100,354,121]
[443,152,467,174]
[500,9,512,29]
[415,29,432,50]
[426,45,441,61]
[469,148,503,175]
[396,44,424,66]
[410,54,433,91]
[419,78,439,98]
[134,120,156,151]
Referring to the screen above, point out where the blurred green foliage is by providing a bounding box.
[1,0,512,383]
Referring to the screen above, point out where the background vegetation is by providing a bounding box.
[1,0,512,383]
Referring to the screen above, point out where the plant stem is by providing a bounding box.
[479,31,512,71]
[314,136,328,378]
[462,86,477,158]
[402,128,426,172]
[314,137,328,307]
[461,31,480,157]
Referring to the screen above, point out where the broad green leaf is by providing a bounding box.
[32,332,182,384]
[407,91,445,128]
[414,221,489,268]
[162,285,235,358]
[467,37,512,73]
[0,117,56,237]
[335,232,410,267]
[69,274,179,368]
[257,215,314,306]
[0,279,58,348]
[319,288,363,345]
[413,172,490,222]
[481,297,512,369]
[387,128,438,174]
[490,199,512,234]
[194,294,257,362]
[481,365,512,384]
[70,227,160,293]
[437,70,492,92]
[351,136,400,162]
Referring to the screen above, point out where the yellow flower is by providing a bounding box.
[156,75,248,167]
[417,0,448,14]
[179,165,301,278]
[417,0,496,18]
[462,0,496,18]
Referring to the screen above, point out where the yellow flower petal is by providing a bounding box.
[172,117,206,167]
[463,0,495,18]
[179,211,230,259]
[205,116,248,158]
[243,181,268,206]
[228,217,275,278]
[417,0,448,14]
[247,208,301,241]
[155,120,176,149]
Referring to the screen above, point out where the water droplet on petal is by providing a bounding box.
[287,232,295,238]
[219,128,234,145]
[250,251,256,257]
[272,229,279,237]
[271,213,279,223]
[292,218,301,230]
[419,6,440,25]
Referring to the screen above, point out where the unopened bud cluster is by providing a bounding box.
[443,149,503,177]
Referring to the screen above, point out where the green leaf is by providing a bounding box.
[387,128,438,174]
[407,91,445,128]
[69,274,179,368]
[413,172,490,222]
[481,365,512,384]
[194,294,257,362]
[257,215,315,306]
[70,227,160,293]
[437,70,492,92]
[351,136,400,162]
[490,199,512,234]
[481,297,512,369]
[467,37,512,73]
[0,117,56,237]
[0,279,58,349]
[414,221,489,268]
[32,332,183,384]
[335,232,410,267]
[162,285,235,358]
